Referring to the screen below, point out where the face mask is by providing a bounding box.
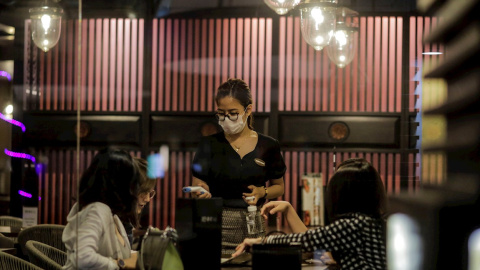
[219,112,247,135]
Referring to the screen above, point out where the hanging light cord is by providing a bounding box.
[75,0,82,267]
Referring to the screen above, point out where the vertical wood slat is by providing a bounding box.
[24,19,144,112]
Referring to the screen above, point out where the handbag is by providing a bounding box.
[136,226,184,270]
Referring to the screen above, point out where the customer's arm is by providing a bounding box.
[261,201,308,233]
[75,204,121,270]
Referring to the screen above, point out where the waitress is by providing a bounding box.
[191,78,286,256]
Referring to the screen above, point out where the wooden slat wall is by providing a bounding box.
[23,16,427,226]
[24,19,145,112]
[144,150,412,228]
[36,149,141,224]
[278,16,404,112]
[151,18,273,113]
[35,148,414,227]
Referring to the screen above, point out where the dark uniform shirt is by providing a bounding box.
[192,132,286,208]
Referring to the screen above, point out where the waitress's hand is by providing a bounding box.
[194,182,211,199]
[242,185,265,205]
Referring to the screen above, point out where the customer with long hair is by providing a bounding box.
[62,148,142,269]
[233,158,387,270]
[126,157,157,250]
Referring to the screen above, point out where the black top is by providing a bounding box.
[192,132,286,208]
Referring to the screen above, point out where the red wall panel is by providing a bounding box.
[277,16,405,113]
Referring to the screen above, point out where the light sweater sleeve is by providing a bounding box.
[76,204,119,270]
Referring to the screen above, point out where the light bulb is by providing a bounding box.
[335,30,347,46]
[41,14,51,31]
[29,6,63,52]
[299,5,336,50]
[264,0,301,15]
[5,104,13,114]
[327,27,358,68]
[311,7,324,25]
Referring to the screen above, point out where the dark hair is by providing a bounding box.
[134,157,156,194]
[78,148,141,226]
[215,78,254,130]
[326,158,387,222]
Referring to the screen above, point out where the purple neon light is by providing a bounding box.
[0,71,11,81]
[4,148,36,163]
[19,190,32,198]
[0,112,26,132]
[18,190,41,200]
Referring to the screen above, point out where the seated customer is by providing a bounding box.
[123,157,157,249]
[233,158,387,270]
[62,148,142,270]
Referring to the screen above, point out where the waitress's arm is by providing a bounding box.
[245,178,285,202]
[191,177,212,198]
[265,177,284,199]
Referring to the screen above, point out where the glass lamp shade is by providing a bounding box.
[29,6,63,52]
[299,5,336,51]
[264,0,301,15]
[327,26,358,68]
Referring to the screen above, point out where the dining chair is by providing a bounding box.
[18,224,66,258]
[0,250,43,270]
[25,240,66,270]
[0,216,22,244]
[0,216,23,227]
[0,232,15,248]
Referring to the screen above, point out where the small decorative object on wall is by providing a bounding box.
[328,121,349,142]
[74,121,91,138]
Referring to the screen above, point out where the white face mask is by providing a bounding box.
[219,112,247,135]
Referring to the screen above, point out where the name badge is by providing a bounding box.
[254,158,265,167]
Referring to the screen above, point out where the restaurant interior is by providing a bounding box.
[0,0,479,269]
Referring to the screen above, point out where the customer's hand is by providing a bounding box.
[232,237,263,258]
[119,252,137,269]
[260,201,292,219]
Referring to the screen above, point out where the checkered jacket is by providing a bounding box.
[266,213,386,270]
